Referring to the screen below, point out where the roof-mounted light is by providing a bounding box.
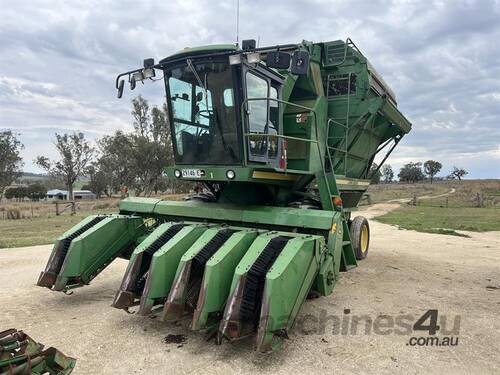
[142,68,155,79]
[132,71,144,82]
[229,54,242,65]
[247,52,261,64]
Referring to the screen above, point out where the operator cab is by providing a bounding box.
[161,50,284,167]
[115,41,308,171]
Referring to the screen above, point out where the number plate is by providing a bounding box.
[181,169,203,178]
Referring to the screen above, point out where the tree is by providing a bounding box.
[95,97,174,196]
[381,164,394,183]
[398,162,424,183]
[96,131,135,195]
[4,187,16,200]
[0,131,24,200]
[129,98,173,195]
[27,183,46,201]
[4,186,30,201]
[423,160,442,184]
[84,164,108,198]
[131,95,150,138]
[35,132,94,200]
[448,166,468,181]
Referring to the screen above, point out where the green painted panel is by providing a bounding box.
[120,197,162,213]
[112,222,180,309]
[256,236,320,352]
[193,229,260,330]
[120,198,337,231]
[139,224,208,314]
[56,215,101,240]
[54,215,145,290]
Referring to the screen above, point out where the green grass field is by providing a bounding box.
[0,199,118,249]
[376,205,500,235]
[0,194,187,249]
[0,209,116,248]
[372,180,500,235]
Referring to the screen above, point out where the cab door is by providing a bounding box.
[244,67,283,166]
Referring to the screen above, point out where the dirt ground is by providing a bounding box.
[1,203,500,374]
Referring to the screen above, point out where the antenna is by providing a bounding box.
[236,0,240,44]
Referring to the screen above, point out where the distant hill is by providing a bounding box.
[20,172,49,180]
[16,173,89,189]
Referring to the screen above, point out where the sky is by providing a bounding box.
[0,0,499,178]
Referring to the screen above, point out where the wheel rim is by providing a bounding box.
[360,225,368,253]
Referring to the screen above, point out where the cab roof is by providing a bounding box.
[159,44,238,64]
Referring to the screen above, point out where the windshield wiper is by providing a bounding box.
[186,59,207,95]
[187,58,211,119]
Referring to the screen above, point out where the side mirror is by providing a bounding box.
[130,76,136,90]
[196,92,203,102]
[266,51,291,69]
[117,79,125,98]
[290,51,310,75]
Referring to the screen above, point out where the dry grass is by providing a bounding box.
[0,198,120,220]
[0,195,189,248]
[377,205,500,234]
[371,180,500,235]
[365,179,500,208]
[0,199,122,248]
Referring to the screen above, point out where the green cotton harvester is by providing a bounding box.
[37,38,411,352]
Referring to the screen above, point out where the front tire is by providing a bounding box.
[350,216,370,260]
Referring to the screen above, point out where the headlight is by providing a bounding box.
[174,169,181,178]
[226,170,235,179]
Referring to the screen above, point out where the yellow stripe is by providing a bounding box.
[336,179,370,186]
[252,171,298,181]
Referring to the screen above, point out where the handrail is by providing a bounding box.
[242,97,317,113]
[326,118,340,175]
[327,37,363,67]
[243,133,318,144]
[240,97,333,200]
[344,72,352,175]
[325,67,354,176]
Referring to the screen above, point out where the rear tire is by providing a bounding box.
[350,216,370,260]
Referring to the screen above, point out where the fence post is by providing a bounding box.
[475,192,483,208]
[411,194,417,206]
[446,197,449,208]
